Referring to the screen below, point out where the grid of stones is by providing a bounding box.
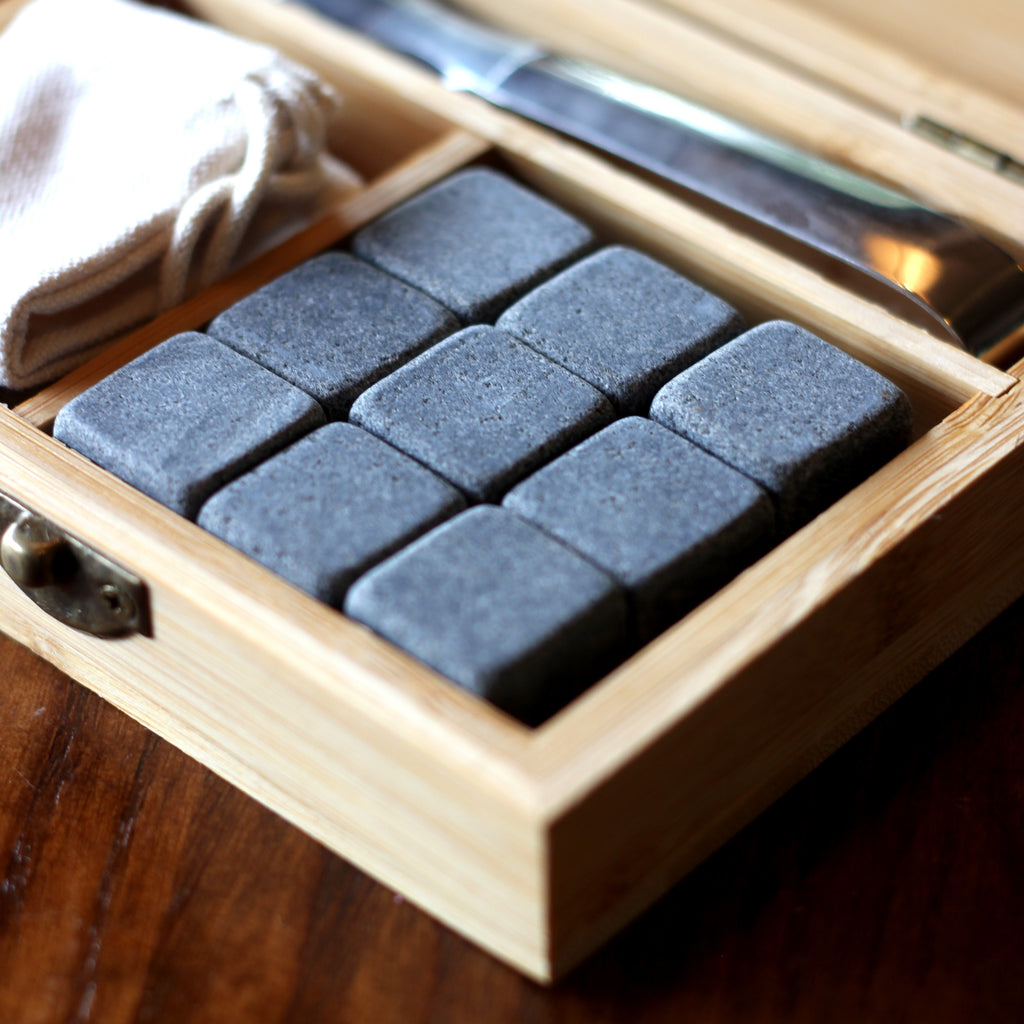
[53,167,912,723]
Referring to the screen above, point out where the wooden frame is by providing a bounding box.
[1,0,1023,981]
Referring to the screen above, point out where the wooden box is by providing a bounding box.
[1,0,1023,982]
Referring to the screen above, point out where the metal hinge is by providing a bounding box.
[0,490,151,638]
[909,116,1024,185]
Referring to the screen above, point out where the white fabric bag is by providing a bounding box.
[0,0,360,390]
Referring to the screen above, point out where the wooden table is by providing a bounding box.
[1,591,1022,1024]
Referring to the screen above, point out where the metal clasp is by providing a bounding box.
[0,490,151,638]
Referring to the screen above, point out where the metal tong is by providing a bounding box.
[304,0,1024,355]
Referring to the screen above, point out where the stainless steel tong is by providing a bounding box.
[304,0,1024,355]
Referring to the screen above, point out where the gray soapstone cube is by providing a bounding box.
[197,422,466,606]
[504,417,774,641]
[497,245,744,413]
[344,505,628,723]
[206,252,458,418]
[349,325,616,501]
[351,167,595,322]
[649,320,913,529]
[53,332,324,519]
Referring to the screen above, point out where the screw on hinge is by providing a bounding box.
[98,583,137,623]
[909,116,1024,182]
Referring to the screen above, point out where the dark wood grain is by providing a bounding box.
[2,593,1023,1023]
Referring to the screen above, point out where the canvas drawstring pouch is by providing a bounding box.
[0,0,361,389]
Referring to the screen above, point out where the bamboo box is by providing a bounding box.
[1,0,1022,982]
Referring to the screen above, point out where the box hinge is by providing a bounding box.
[0,490,151,638]
[908,116,1024,185]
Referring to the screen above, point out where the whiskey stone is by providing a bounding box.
[649,320,913,530]
[504,417,774,641]
[497,245,744,413]
[207,252,458,418]
[53,332,323,519]
[198,423,466,606]
[351,167,594,322]
[349,325,615,501]
[344,505,628,723]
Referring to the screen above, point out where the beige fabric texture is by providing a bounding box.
[0,0,360,390]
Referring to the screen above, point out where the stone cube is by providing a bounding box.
[206,252,458,418]
[504,417,774,640]
[649,321,913,529]
[497,245,744,413]
[349,325,615,501]
[53,332,324,518]
[344,505,628,723]
[351,167,594,322]
[198,423,466,606]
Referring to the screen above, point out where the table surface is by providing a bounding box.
[1,589,1023,1024]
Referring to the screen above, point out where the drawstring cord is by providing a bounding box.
[158,72,342,311]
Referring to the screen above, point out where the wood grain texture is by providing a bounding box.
[648,0,1024,164]
[789,0,1024,110]
[2,605,1023,1023]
